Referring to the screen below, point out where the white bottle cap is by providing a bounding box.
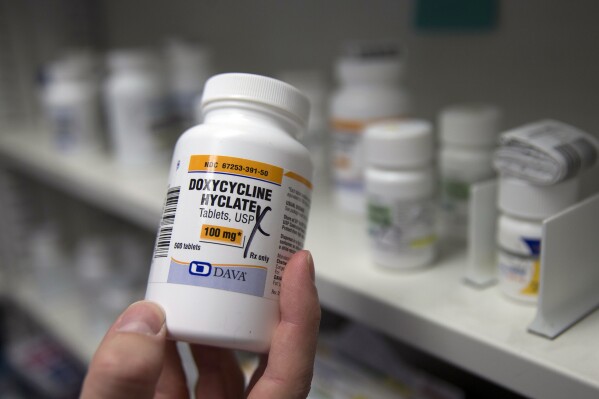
[336,57,402,84]
[107,49,155,71]
[278,69,329,134]
[439,104,501,147]
[335,41,403,84]
[201,73,310,129]
[48,58,87,81]
[498,176,579,220]
[364,119,434,169]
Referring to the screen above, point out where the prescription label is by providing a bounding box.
[498,238,541,301]
[367,195,436,255]
[439,177,471,233]
[149,154,312,300]
[331,119,367,192]
[331,117,404,193]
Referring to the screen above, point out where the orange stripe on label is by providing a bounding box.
[331,117,407,133]
[331,119,367,132]
[284,171,312,190]
[201,224,243,245]
[189,155,284,185]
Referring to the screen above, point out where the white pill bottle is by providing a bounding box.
[104,50,169,167]
[496,176,579,303]
[438,104,501,240]
[330,43,410,214]
[364,120,437,269]
[146,73,313,352]
[43,57,101,153]
[164,39,213,129]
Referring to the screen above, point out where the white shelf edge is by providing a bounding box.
[4,276,104,363]
[315,274,599,399]
[0,131,166,231]
[307,197,599,399]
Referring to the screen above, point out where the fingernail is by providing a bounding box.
[115,301,165,336]
[305,250,315,282]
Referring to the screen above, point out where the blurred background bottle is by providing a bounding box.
[437,104,501,243]
[330,41,410,214]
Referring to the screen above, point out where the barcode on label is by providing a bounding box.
[153,186,181,258]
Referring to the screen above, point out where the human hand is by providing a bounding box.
[80,250,320,399]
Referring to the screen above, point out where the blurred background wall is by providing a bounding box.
[97,0,599,134]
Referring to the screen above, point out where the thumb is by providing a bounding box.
[81,301,167,399]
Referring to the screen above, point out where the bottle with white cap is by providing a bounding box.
[164,39,214,129]
[42,55,102,153]
[365,119,437,269]
[496,176,579,304]
[103,49,170,167]
[330,42,411,214]
[146,73,313,352]
[438,104,501,241]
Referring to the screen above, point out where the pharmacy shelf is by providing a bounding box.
[1,131,598,398]
[0,131,167,231]
[3,275,105,363]
[308,201,599,399]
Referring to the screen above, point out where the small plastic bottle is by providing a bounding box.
[42,56,102,153]
[438,104,501,241]
[146,73,313,352]
[330,42,410,214]
[104,50,170,167]
[364,119,437,269]
[496,176,579,304]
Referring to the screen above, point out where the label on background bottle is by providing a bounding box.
[440,177,471,233]
[49,107,78,151]
[498,238,541,301]
[331,118,367,193]
[367,195,436,255]
[149,154,312,300]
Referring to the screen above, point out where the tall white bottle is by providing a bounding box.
[438,104,501,241]
[104,50,170,167]
[330,42,410,214]
[43,56,102,153]
[165,39,214,129]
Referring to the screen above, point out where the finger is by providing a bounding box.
[190,344,245,399]
[245,354,267,393]
[154,341,190,399]
[248,250,321,399]
[81,301,167,399]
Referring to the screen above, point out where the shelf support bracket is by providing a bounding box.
[464,179,498,287]
[529,193,599,339]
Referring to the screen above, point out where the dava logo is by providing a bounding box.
[189,261,212,276]
[188,261,248,281]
